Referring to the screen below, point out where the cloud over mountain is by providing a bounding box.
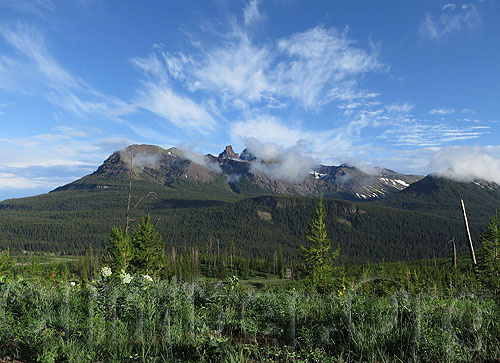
[244,138,316,183]
[426,146,500,184]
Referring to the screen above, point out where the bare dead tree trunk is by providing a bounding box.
[460,199,477,265]
[125,156,133,233]
[452,237,457,269]
[124,153,159,232]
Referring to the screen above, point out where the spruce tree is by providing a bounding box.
[106,227,134,272]
[0,249,15,282]
[476,211,500,295]
[130,214,164,277]
[300,198,340,292]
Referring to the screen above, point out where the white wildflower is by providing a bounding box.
[101,266,112,278]
[70,281,76,287]
[142,274,153,282]
[122,273,133,284]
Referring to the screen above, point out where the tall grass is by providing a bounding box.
[0,276,498,362]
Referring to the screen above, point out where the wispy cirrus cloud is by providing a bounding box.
[187,31,274,108]
[0,125,135,199]
[156,17,384,111]
[429,107,455,115]
[385,103,414,114]
[130,53,216,133]
[243,0,262,26]
[0,22,134,121]
[378,119,490,147]
[275,26,384,109]
[419,3,480,40]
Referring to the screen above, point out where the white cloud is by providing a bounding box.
[342,158,379,176]
[0,126,132,171]
[419,4,480,40]
[442,4,457,11]
[275,26,383,109]
[385,103,415,114]
[0,172,63,190]
[244,138,317,183]
[229,115,372,165]
[1,23,78,89]
[429,107,455,115]
[131,53,216,133]
[231,116,309,148]
[191,32,273,106]
[0,127,137,198]
[378,119,490,147]
[177,144,222,173]
[157,23,383,111]
[135,83,215,133]
[243,0,261,25]
[426,146,500,184]
[0,22,134,121]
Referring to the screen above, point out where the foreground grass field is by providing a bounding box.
[1,274,499,363]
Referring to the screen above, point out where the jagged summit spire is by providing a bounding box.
[218,145,239,160]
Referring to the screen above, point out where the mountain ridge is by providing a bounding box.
[53,144,424,201]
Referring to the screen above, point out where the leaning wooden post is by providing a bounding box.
[460,199,477,265]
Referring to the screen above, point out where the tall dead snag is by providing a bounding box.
[450,237,457,268]
[125,156,134,234]
[461,199,477,265]
[124,153,159,233]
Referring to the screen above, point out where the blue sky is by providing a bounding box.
[1,0,499,201]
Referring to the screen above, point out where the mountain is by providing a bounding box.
[54,144,423,201]
[378,174,500,222]
[218,145,239,160]
[1,144,498,264]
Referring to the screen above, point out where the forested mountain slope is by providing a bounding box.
[377,175,500,223]
[0,181,486,264]
[1,145,498,264]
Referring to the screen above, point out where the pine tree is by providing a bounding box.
[130,214,164,277]
[299,198,340,292]
[105,227,134,272]
[0,249,15,282]
[476,211,500,295]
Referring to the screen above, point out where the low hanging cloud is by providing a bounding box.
[342,158,379,176]
[118,149,164,169]
[244,138,317,183]
[426,146,500,184]
[177,144,221,173]
[133,153,163,168]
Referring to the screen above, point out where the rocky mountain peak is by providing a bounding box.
[240,148,256,161]
[218,145,239,160]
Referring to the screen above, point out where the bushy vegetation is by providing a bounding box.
[0,273,499,362]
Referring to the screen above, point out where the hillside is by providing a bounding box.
[378,174,500,223]
[0,178,486,264]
